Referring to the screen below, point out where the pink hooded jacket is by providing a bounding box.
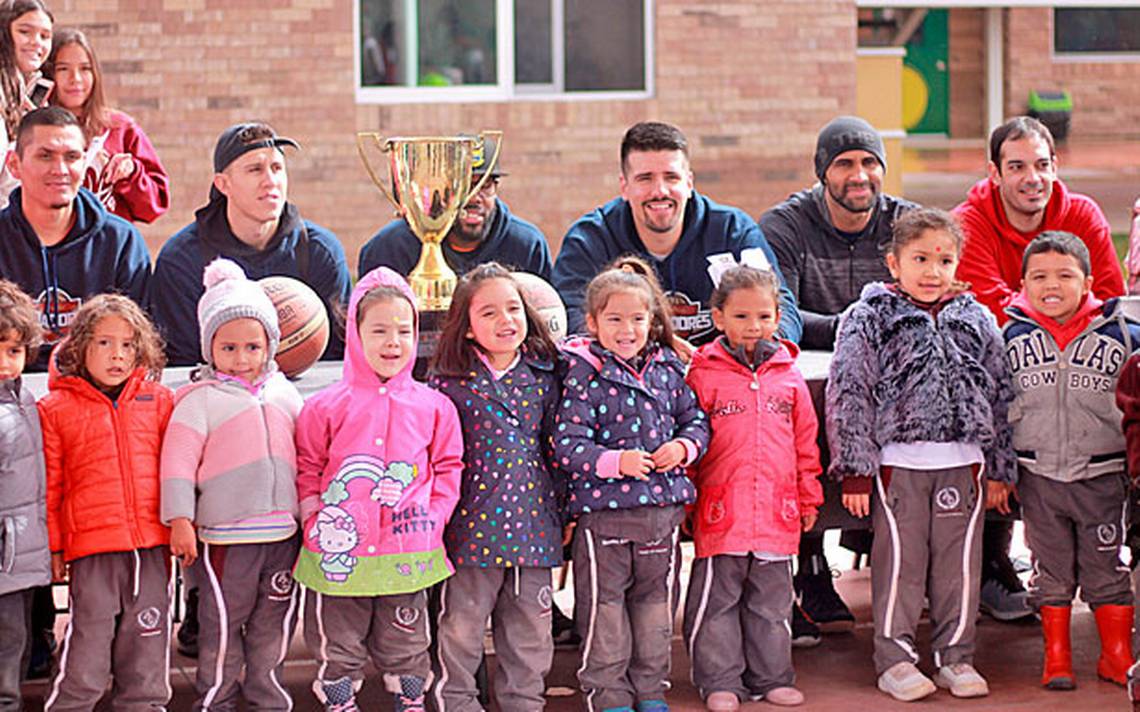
[685,339,823,558]
[293,267,464,596]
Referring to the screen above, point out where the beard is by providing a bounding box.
[826,179,877,214]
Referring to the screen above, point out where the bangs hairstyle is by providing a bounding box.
[54,293,165,382]
[431,262,559,377]
[47,28,109,137]
[1021,230,1091,278]
[710,265,781,311]
[890,207,964,258]
[0,279,41,351]
[355,285,414,330]
[0,0,53,136]
[585,255,675,350]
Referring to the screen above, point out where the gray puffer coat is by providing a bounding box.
[0,378,49,595]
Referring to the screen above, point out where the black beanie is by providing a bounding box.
[814,116,886,180]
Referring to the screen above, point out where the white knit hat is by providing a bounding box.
[197,258,280,365]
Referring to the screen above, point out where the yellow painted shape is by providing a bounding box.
[901,65,930,131]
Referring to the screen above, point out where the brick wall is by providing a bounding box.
[52,0,857,272]
[1005,8,1140,140]
[947,8,984,139]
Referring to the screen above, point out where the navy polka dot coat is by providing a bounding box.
[431,356,564,568]
[554,338,709,517]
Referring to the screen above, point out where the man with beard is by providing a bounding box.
[553,121,801,347]
[953,116,1124,624]
[357,136,552,280]
[760,116,916,647]
[151,121,352,367]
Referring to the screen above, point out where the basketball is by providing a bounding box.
[511,271,567,342]
[259,276,329,378]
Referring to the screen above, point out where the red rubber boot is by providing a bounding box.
[1040,605,1075,690]
[1094,604,1134,686]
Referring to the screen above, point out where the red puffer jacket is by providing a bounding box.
[40,367,173,562]
[685,339,823,558]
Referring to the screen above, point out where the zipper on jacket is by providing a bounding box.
[258,390,277,492]
[110,391,144,550]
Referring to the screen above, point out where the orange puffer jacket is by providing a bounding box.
[40,367,173,562]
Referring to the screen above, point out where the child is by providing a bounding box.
[428,262,563,711]
[827,207,1015,702]
[682,266,822,710]
[38,293,174,711]
[0,280,46,710]
[554,256,709,712]
[294,266,463,712]
[160,259,304,709]
[1003,231,1139,691]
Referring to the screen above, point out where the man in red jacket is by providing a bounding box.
[954,116,1125,624]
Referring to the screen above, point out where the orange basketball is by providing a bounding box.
[259,276,329,378]
[511,271,567,342]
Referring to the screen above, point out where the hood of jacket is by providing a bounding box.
[1007,290,1105,351]
[690,336,799,376]
[344,265,418,388]
[192,197,306,261]
[4,187,110,254]
[962,177,1076,251]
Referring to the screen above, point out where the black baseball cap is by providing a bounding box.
[469,134,507,178]
[213,122,300,174]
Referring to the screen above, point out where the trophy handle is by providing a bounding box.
[465,130,503,203]
[355,132,401,213]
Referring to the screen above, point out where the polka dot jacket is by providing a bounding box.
[430,355,565,568]
[554,337,709,518]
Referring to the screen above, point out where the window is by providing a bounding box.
[1055,8,1140,55]
[357,0,652,102]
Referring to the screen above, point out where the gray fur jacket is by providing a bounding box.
[826,282,1016,486]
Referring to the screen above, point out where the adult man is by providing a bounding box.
[0,107,150,368]
[760,116,918,644]
[553,121,801,346]
[954,116,1125,622]
[358,136,551,280]
[151,122,351,366]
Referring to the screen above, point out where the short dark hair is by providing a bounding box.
[15,106,81,157]
[620,121,688,174]
[710,265,781,311]
[890,207,964,257]
[1021,231,1091,278]
[989,116,1055,168]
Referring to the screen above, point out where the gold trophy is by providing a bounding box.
[356,131,503,312]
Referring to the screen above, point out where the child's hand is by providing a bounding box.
[104,153,136,184]
[801,512,818,532]
[51,553,67,582]
[843,493,870,518]
[672,335,696,364]
[650,441,687,472]
[619,450,653,480]
[170,518,198,567]
[562,521,577,546]
[985,480,1012,514]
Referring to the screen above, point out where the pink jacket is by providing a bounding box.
[685,339,823,558]
[293,267,464,596]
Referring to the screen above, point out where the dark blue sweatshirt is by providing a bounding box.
[150,199,351,366]
[552,192,802,344]
[358,198,552,281]
[0,187,151,369]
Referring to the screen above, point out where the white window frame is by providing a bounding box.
[354,0,654,104]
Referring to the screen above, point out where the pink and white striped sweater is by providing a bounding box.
[160,367,304,531]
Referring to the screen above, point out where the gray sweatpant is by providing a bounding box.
[871,465,984,674]
[193,537,300,711]
[1019,469,1132,608]
[572,506,684,712]
[682,555,794,700]
[44,546,172,712]
[302,587,430,691]
[432,566,554,712]
[0,588,33,712]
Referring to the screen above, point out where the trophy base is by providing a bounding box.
[412,308,447,381]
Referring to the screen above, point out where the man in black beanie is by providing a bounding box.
[759,116,918,646]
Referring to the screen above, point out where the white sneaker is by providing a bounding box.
[934,662,990,698]
[877,661,936,702]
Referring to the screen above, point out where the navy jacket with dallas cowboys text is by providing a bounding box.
[0,187,151,369]
[552,191,801,344]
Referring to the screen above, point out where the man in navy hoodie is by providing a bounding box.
[358,136,552,280]
[553,121,801,348]
[0,107,151,370]
[150,121,351,366]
